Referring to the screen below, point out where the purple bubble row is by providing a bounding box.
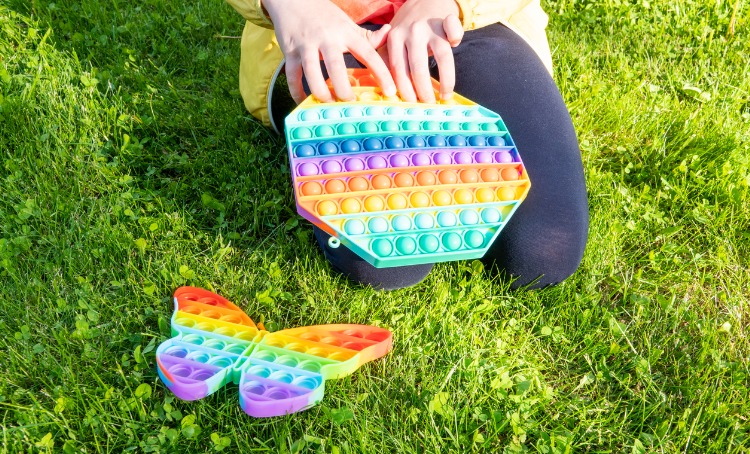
[294,149,516,177]
[292,134,509,157]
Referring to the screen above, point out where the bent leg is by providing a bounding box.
[442,24,589,288]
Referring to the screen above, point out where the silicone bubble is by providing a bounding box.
[480,168,500,182]
[409,192,430,208]
[462,122,480,132]
[341,139,361,153]
[323,108,341,120]
[396,236,417,255]
[464,230,485,248]
[402,120,420,131]
[296,144,316,157]
[432,190,453,206]
[371,174,392,189]
[433,152,452,165]
[475,187,496,203]
[422,121,440,131]
[459,169,479,184]
[414,213,434,229]
[363,138,383,150]
[344,219,366,235]
[381,120,399,132]
[341,198,361,214]
[454,151,473,164]
[449,135,467,147]
[411,153,431,166]
[390,154,410,168]
[300,110,319,121]
[297,162,319,177]
[443,121,459,131]
[497,187,517,201]
[474,151,493,163]
[391,215,412,231]
[344,158,365,172]
[325,179,346,194]
[442,232,462,251]
[459,209,480,225]
[316,125,335,138]
[363,196,385,212]
[293,127,312,139]
[338,123,357,135]
[501,167,520,181]
[388,106,404,116]
[317,200,338,216]
[454,189,474,204]
[428,136,447,147]
[387,194,408,210]
[406,136,427,148]
[495,150,513,163]
[483,123,500,132]
[321,160,342,174]
[481,207,502,223]
[488,135,506,146]
[318,142,338,155]
[367,155,388,169]
[419,234,440,253]
[345,107,363,117]
[394,172,415,188]
[366,106,385,116]
[368,217,389,233]
[300,182,323,197]
[437,211,457,227]
[360,122,378,134]
[416,171,436,186]
[385,137,405,149]
[438,170,458,184]
[469,136,486,147]
[348,176,369,192]
[371,238,394,256]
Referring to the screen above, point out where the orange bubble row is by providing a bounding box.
[299,167,522,197]
[315,186,523,216]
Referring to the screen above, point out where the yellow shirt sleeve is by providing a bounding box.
[225,0,274,29]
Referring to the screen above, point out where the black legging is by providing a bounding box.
[273,23,589,290]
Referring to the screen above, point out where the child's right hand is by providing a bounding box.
[263,0,397,104]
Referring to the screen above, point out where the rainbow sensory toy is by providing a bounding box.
[285,69,530,267]
[156,287,392,417]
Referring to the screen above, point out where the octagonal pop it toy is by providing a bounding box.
[156,287,392,417]
[285,69,530,267]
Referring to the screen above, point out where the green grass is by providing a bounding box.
[1,0,749,452]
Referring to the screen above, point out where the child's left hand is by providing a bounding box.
[385,0,464,103]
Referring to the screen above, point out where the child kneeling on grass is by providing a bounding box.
[224,0,589,290]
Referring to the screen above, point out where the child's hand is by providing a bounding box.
[263,0,397,104]
[386,0,464,103]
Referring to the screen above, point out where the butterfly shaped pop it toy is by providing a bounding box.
[285,69,531,267]
[156,287,392,417]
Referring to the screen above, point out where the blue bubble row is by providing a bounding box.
[294,134,508,157]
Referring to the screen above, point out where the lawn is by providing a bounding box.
[1,0,749,452]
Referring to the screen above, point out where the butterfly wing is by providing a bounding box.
[236,324,392,417]
[156,287,261,401]
[157,287,393,417]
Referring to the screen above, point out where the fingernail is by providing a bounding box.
[441,92,453,101]
[384,86,397,97]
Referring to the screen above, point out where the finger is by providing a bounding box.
[406,32,435,103]
[284,56,306,104]
[364,24,390,49]
[430,39,456,100]
[387,37,417,102]
[348,38,397,98]
[301,49,333,102]
[321,48,354,101]
[443,14,464,47]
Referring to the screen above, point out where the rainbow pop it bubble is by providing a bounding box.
[156,287,392,417]
[286,69,530,267]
